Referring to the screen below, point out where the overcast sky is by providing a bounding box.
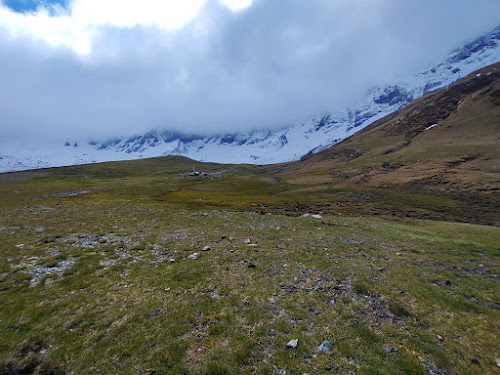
[1,0,499,142]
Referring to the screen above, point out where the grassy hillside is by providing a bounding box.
[281,63,500,192]
[0,64,499,375]
[254,63,500,226]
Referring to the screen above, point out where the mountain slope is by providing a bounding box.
[1,25,500,173]
[257,61,499,206]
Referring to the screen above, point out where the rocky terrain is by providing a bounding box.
[0,184,498,374]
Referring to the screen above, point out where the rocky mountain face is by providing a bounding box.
[1,26,500,173]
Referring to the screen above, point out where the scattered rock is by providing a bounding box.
[26,260,75,284]
[269,297,276,304]
[169,258,175,263]
[302,213,311,218]
[382,344,396,353]
[48,189,91,198]
[311,214,323,219]
[470,357,480,365]
[340,238,363,245]
[423,360,448,375]
[247,243,258,247]
[243,298,249,307]
[495,357,500,368]
[244,239,251,244]
[436,335,444,342]
[141,370,155,375]
[148,308,164,318]
[329,299,336,306]
[248,263,257,269]
[318,341,332,352]
[432,280,451,287]
[187,253,200,260]
[286,339,298,349]
[202,246,211,251]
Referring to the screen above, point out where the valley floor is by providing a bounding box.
[0,160,499,375]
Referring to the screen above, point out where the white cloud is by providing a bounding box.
[219,0,252,11]
[0,0,498,142]
[0,0,252,54]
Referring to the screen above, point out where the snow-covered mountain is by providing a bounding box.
[1,25,500,173]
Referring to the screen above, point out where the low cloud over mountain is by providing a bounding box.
[0,0,499,142]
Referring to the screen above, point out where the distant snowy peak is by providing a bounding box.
[448,25,500,65]
[415,25,500,96]
[1,25,500,173]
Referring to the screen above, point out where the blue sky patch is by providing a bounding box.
[3,0,69,14]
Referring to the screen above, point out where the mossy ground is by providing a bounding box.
[0,159,499,374]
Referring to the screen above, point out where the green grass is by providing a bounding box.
[0,157,499,374]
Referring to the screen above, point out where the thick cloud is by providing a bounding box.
[0,0,499,142]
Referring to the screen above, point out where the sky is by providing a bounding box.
[0,0,499,142]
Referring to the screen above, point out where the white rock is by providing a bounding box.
[286,339,298,349]
[187,253,200,260]
[202,246,211,251]
[311,214,323,219]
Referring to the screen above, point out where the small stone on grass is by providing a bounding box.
[318,341,331,352]
[286,339,298,349]
[382,344,396,353]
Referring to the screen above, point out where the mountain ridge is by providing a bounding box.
[1,25,500,173]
